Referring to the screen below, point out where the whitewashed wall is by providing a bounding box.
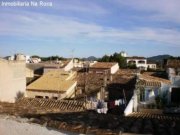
[110,63,119,74]
[64,59,74,71]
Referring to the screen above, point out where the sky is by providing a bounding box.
[0,0,180,58]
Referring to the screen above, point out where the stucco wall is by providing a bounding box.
[147,64,156,69]
[64,59,73,71]
[26,68,34,78]
[26,90,61,99]
[127,59,147,70]
[0,59,26,103]
[124,93,138,116]
[111,63,119,74]
[26,82,77,100]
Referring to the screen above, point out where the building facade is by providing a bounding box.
[166,59,180,104]
[147,62,157,70]
[89,62,119,74]
[126,57,147,70]
[26,70,77,100]
[0,59,26,103]
[44,59,74,73]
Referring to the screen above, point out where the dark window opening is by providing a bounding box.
[52,97,58,100]
[45,96,49,99]
[35,96,43,99]
[171,88,180,104]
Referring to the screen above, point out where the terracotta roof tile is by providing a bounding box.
[167,59,180,68]
[90,62,118,69]
[139,74,171,85]
[126,56,146,60]
[27,71,77,92]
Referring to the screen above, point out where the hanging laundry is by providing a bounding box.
[115,100,119,106]
[108,101,115,109]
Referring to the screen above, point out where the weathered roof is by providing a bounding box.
[137,79,161,87]
[44,60,71,68]
[90,62,118,69]
[112,69,137,84]
[76,69,136,96]
[16,97,85,112]
[76,73,104,93]
[138,74,171,87]
[126,56,146,60]
[147,61,156,64]
[167,59,180,68]
[27,71,76,92]
[26,63,44,70]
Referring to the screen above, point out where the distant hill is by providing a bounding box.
[147,55,172,62]
[82,56,98,61]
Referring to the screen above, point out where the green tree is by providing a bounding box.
[99,55,110,62]
[98,52,127,68]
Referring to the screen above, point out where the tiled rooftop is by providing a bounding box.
[28,112,180,135]
[90,62,118,69]
[167,59,180,68]
[126,56,146,60]
[16,98,85,113]
[139,73,171,85]
[0,98,86,115]
[27,71,77,92]
[137,79,161,87]
[1,99,180,135]
[44,60,70,68]
[76,73,104,94]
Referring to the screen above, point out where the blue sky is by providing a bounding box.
[0,0,180,58]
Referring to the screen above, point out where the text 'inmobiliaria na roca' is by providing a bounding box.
[0,1,53,7]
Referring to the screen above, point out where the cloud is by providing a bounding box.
[87,27,180,46]
[53,0,108,15]
[0,8,180,47]
[116,0,180,23]
[0,10,101,37]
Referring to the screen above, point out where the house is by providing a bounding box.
[166,59,180,104]
[0,58,26,103]
[76,72,108,100]
[26,70,77,100]
[76,69,137,104]
[120,51,128,57]
[126,56,147,70]
[124,73,171,115]
[30,57,41,63]
[73,59,84,68]
[73,59,97,68]
[137,74,171,105]
[6,53,31,63]
[43,59,74,73]
[147,61,157,70]
[166,59,180,80]
[89,62,119,74]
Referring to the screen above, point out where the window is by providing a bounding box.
[140,89,145,102]
[128,60,136,64]
[138,60,145,64]
[52,97,58,100]
[171,88,180,104]
[35,96,43,99]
